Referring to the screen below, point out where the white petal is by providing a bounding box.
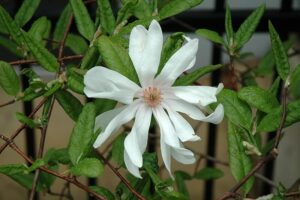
[124,151,142,178]
[94,107,124,132]
[155,39,198,86]
[137,20,163,87]
[84,66,140,104]
[201,104,224,124]
[171,147,196,164]
[164,105,200,142]
[185,57,196,71]
[134,104,152,153]
[124,127,143,167]
[160,134,173,178]
[93,100,141,148]
[152,106,180,148]
[171,83,224,106]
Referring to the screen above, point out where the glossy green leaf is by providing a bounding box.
[80,46,99,70]
[225,4,234,45]
[68,103,95,165]
[238,86,279,113]
[0,61,20,96]
[290,65,300,98]
[14,0,41,27]
[70,158,103,177]
[194,167,224,180]
[53,4,72,47]
[116,0,138,25]
[159,0,203,20]
[268,21,290,81]
[55,90,83,121]
[22,33,59,72]
[196,29,224,45]
[90,186,115,200]
[158,32,184,74]
[96,0,116,34]
[28,17,51,44]
[218,89,252,131]
[70,0,95,41]
[66,34,88,54]
[0,35,22,57]
[228,122,254,193]
[235,4,265,49]
[97,35,138,83]
[174,64,222,86]
[111,134,126,166]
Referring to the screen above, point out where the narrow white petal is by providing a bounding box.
[185,57,196,71]
[93,100,141,148]
[124,127,143,167]
[160,134,173,178]
[94,107,124,132]
[171,147,196,164]
[164,104,200,142]
[201,104,224,124]
[124,151,142,178]
[155,39,198,86]
[172,83,224,106]
[84,66,140,104]
[138,20,163,87]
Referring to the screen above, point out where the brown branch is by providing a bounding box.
[58,16,74,64]
[0,99,16,108]
[0,97,48,154]
[0,135,106,200]
[96,151,146,200]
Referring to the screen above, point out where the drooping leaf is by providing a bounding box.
[268,21,290,81]
[174,64,222,86]
[225,4,234,45]
[70,0,95,41]
[90,186,115,200]
[194,167,224,180]
[55,90,83,121]
[70,158,103,177]
[196,29,224,45]
[111,134,126,166]
[96,0,116,34]
[97,35,138,83]
[15,112,40,128]
[174,171,191,199]
[235,4,265,50]
[238,86,279,113]
[53,4,72,47]
[68,103,95,165]
[218,89,252,131]
[0,61,20,96]
[28,17,51,45]
[14,0,41,27]
[228,122,254,193]
[66,33,88,54]
[158,0,203,20]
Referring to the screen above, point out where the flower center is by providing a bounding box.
[143,87,162,107]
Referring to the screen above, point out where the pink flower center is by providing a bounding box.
[143,87,162,107]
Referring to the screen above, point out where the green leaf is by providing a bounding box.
[26,159,45,173]
[133,0,152,19]
[53,4,72,47]
[174,64,222,86]
[0,35,22,57]
[196,29,224,45]
[44,148,71,165]
[68,103,95,165]
[268,21,290,81]
[22,33,60,72]
[70,158,103,177]
[116,0,138,25]
[158,0,203,20]
[97,35,138,83]
[228,122,254,193]
[80,46,99,70]
[70,0,95,41]
[0,61,20,96]
[217,89,252,131]
[225,4,234,45]
[175,171,191,199]
[39,165,58,188]
[290,64,300,98]
[55,90,83,121]
[269,76,281,97]
[257,99,300,132]
[238,86,279,113]
[96,0,116,34]
[28,17,51,44]
[143,152,159,173]
[15,112,40,128]
[14,0,41,27]
[90,186,115,200]
[66,34,88,54]
[114,17,155,37]
[67,68,85,94]
[111,134,126,166]
[235,4,265,50]
[194,167,224,180]
[94,99,117,116]
[158,32,184,74]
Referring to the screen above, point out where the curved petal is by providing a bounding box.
[94,107,124,132]
[185,57,196,71]
[160,134,172,178]
[84,66,140,104]
[171,83,224,106]
[163,104,200,142]
[124,127,143,167]
[201,104,224,124]
[136,20,163,87]
[124,151,142,178]
[171,147,196,164]
[93,100,141,148]
[155,38,198,86]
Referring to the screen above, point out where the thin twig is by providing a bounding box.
[58,15,74,65]
[0,99,16,108]
[96,151,146,200]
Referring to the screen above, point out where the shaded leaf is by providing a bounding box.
[96,0,116,34]
[14,0,41,27]
[225,4,234,45]
[0,35,22,57]
[90,186,115,200]
[196,29,224,45]
[28,17,51,44]
[290,65,300,98]
[80,46,99,70]
[116,0,138,25]
[111,134,126,166]
[70,158,103,177]
[194,167,224,180]
[0,61,20,96]
[66,33,88,54]
[175,171,191,199]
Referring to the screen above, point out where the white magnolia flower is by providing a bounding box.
[84,20,224,178]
